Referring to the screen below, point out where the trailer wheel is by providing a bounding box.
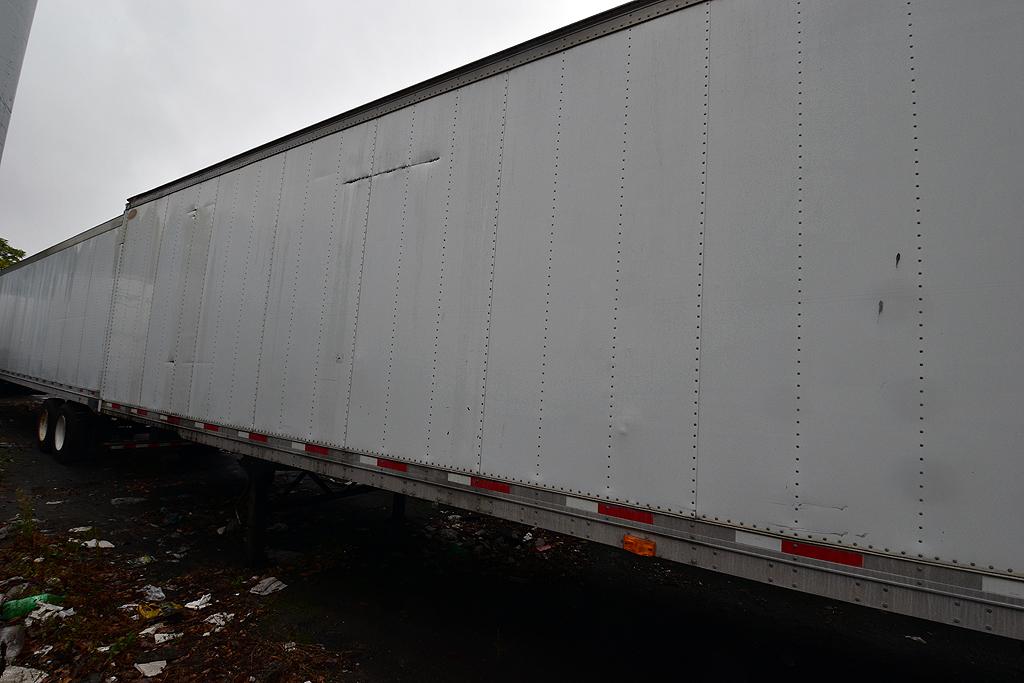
[52,403,94,462]
[35,399,63,453]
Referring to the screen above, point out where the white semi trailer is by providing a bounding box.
[1,0,1023,638]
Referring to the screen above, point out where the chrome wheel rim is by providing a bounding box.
[38,410,48,443]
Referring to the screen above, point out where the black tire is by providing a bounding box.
[35,399,62,454]
[52,403,95,462]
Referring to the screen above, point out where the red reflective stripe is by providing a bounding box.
[248,433,268,443]
[203,423,219,432]
[471,477,510,494]
[136,409,148,416]
[305,444,329,456]
[167,416,180,425]
[111,403,121,410]
[597,503,654,525]
[377,458,408,472]
[782,541,863,567]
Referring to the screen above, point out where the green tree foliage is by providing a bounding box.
[0,237,26,269]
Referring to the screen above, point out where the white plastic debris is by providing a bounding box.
[203,612,234,627]
[134,661,167,677]
[0,666,48,683]
[522,532,534,543]
[25,603,73,626]
[139,623,164,637]
[905,635,927,644]
[68,526,93,534]
[96,645,111,652]
[111,497,146,506]
[138,585,165,601]
[44,501,64,506]
[249,577,286,596]
[81,539,114,549]
[185,593,212,610]
[32,645,52,656]
[153,632,181,644]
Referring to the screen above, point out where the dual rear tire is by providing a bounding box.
[36,400,94,461]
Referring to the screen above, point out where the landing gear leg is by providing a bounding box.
[391,493,406,521]
[241,457,276,567]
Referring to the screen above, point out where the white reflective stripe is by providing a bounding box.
[158,415,168,422]
[447,473,471,486]
[982,575,1024,599]
[735,530,783,552]
[290,442,305,451]
[565,497,599,513]
[238,431,250,438]
[194,421,205,428]
[359,455,377,466]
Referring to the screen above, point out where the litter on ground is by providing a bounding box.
[250,577,286,596]
[184,593,212,610]
[134,660,167,677]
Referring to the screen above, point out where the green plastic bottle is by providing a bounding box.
[0,593,63,620]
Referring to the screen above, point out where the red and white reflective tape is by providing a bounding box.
[194,421,220,432]
[446,472,510,493]
[566,496,654,524]
[359,455,408,472]
[237,431,268,443]
[735,530,864,567]
[291,441,328,456]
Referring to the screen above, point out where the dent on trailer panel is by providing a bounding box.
[396,76,506,473]
[140,187,195,412]
[382,94,453,464]
[190,167,253,420]
[167,180,218,415]
[345,106,419,456]
[38,251,68,381]
[77,228,119,391]
[55,244,88,386]
[253,142,316,435]
[697,0,798,531]
[103,196,165,405]
[608,6,705,514]
[232,154,287,429]
[309,122,377,444]
[255,133,355,439]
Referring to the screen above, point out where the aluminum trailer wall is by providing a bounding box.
[3,0,1024,638]
[0,218,121,403]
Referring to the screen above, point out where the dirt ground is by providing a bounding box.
[0,386,1022,682]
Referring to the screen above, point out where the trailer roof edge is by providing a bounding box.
[0,215,123,277]
[126,0,703,209]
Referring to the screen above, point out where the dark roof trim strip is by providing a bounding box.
[127,0,702,208]
[0,215,124,277]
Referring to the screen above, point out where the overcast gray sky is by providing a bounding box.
[0,0,621,257]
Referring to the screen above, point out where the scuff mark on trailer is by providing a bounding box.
[344,156,441,184]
